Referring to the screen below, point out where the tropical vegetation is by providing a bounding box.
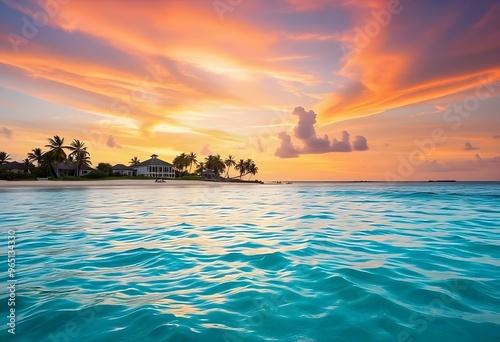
[96,162,113,176]
[1,140,261,182]
[0,151,11,165]
[129,156,140,166]
[67,139,92,178]
[0,135,93,179]
[172,152,259,181]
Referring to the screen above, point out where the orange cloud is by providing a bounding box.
[319,1,500,124]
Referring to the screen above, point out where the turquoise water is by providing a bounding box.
[0,182,499,342]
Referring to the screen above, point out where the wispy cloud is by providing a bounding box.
[0,127,13,139]
[106,135,122,149]
[418,154,500,173]
[464,141,479,151]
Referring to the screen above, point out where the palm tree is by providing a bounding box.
[247,163,258,180]
[129,156,140,167]
[67,139,90,177]
[195,162,205,175]
[28,148,44,167]
[44,135,68,178]
[224,155,236,178]
[23,158,35,168]
[235,159,246,180]
[40,151,56,178]
[187,152,198,173]
[74,153,92,177]
[244,158,253,171]
[0,151,11,165]
[180,153,189,172]
[205,154,225,177]
[242,159,258,180]
[173,153,189,177]
[67,139,86,158]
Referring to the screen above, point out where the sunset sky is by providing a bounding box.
[0,0,499,181]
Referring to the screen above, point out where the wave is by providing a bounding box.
[1,182,499,341]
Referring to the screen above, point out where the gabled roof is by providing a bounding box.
[135,156,174,167]
[57,163,75,171]
[0,161,29,170]
[56,163,93,171]
[112,163,134,171]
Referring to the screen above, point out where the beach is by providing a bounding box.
[0,179,253,188]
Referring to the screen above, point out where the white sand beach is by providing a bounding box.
[0,179,236,188]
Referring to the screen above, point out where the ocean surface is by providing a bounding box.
[0,181,499,342]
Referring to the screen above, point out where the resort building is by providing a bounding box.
[112,164,135,176]
[0,161,31,173]
[57,163,93,177]
[200,170,218,181]
[134,154,175,179]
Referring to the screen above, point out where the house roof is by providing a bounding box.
[135,156,174,168]
[112,164,134,171]
[57,163,75,171]
[0,161,29,170]
[56,163,93,171]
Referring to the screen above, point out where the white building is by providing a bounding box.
[56,163,93,177]
[134,154,175,178]
[112,164,135,176]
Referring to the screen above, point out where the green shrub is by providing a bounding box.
[179,175,204,180]
[96,163,113,176]
[61,176,80,181]
[31,167,50,178]
[0,171,36,180]
[86,170,108,179]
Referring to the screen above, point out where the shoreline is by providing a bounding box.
[0,179,261,188]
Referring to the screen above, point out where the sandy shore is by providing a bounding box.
[0,179,240,188]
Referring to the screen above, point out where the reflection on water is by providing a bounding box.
[0,182,499,341]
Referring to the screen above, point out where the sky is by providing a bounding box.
[0,0,499,181]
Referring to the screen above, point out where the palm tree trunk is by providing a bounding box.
[54,164,61,178]
[48,164,56,178]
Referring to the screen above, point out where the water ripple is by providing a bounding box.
[0,182,499,341]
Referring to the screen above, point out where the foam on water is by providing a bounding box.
[0,182,499,341]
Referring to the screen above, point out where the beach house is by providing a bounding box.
[133,154,175,178]
[57,163,93,177]
[112,164,135,176]
[0,161,31,173]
